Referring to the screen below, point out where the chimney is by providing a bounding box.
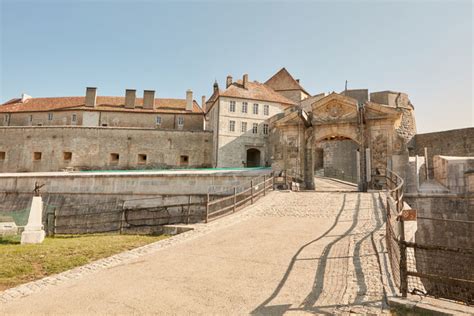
[186,89,193,112]
[243,74,248,89]
[226,75,233,88]
[143,90,155,109]
[85,87,97,107]
[125,89,136,109]
[21,93,32,103]
[201,95,206,113]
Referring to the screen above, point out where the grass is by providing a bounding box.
[0,234,168,291]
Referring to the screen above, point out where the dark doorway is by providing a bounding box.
[246,148,261,167]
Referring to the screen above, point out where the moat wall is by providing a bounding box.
[0,169,271,234]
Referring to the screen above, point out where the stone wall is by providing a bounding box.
[0,169,272,234]
[315,139,358,183]
[433,155,474,194]
[410,128,474,170]
[0,127,213,172]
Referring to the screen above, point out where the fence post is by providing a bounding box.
[233,187,237,213]
[399,217,408,297]
[53,207,57,236]
[263,175,266,196]
[187,195,191,224]
[205,193,209,223]
[251,180,254,204]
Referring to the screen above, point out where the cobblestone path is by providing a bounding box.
[1,191,390,315]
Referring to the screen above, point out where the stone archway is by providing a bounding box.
[246,148,261,167]
[269,92,414,192]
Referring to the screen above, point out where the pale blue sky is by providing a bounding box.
[1,0,472,133]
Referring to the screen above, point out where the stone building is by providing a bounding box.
[1,88,204,130]
[0,88,212,172]
[204,73,296,167]
[0,68,417,180]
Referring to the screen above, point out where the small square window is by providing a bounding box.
[63,152,72,161]
[180,155,189,166]
[177,116,184,128]
[33,152,42,161]
[110,153,119,163]
[138,154,147,164]
[0,151,5,160]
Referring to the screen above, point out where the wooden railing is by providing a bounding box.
[205,173,274,222]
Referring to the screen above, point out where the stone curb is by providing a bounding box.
[388,296,474,315]
[0,195,269,304]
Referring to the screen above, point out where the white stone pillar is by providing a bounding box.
[21,196,46,244]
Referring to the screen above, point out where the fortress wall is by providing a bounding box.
[411,127,474,166]
[0,127,213,172]
[0,169,272,234]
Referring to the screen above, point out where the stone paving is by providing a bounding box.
[1,184,391,315]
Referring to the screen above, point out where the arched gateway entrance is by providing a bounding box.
[246,148,261,167]
[269,92,415,191]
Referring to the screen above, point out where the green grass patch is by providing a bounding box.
[0,234,168,291]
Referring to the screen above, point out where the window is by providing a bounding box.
[48,113,53,121]
[0,152,5,161]
[156,116,162,125]
[29,115,33,123]
[138,154,147,164]
[242,102,248,113]
[264,105,269,116]
[180,155,189,166]
[229,101,236,112]
[177,116,184,128]
[229,120,235,132]
[110,153,120,163]
[4,114,9,123]
[263,124,269,135]
[63,152,72,161]
[101,123,108,127]
[33,152,42,161]
[72,114,77,122]
[241,121,247,133]
[252,123,258,134]
[253,103,259,115]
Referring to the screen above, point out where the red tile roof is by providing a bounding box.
[264,67,310,95]
[0,96,203,114]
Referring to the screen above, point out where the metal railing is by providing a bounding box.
[205,173,274,222]
[378,168,474,305]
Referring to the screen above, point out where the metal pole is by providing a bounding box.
[233,187,237,213]
[263,175,266,196]
[251,180,254,204]
[399,217,408,297]
[187,195,191,224]
[205,193,209,223]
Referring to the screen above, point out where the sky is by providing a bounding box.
[0,0,472,133]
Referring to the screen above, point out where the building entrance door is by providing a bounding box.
[246,148,261,167]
